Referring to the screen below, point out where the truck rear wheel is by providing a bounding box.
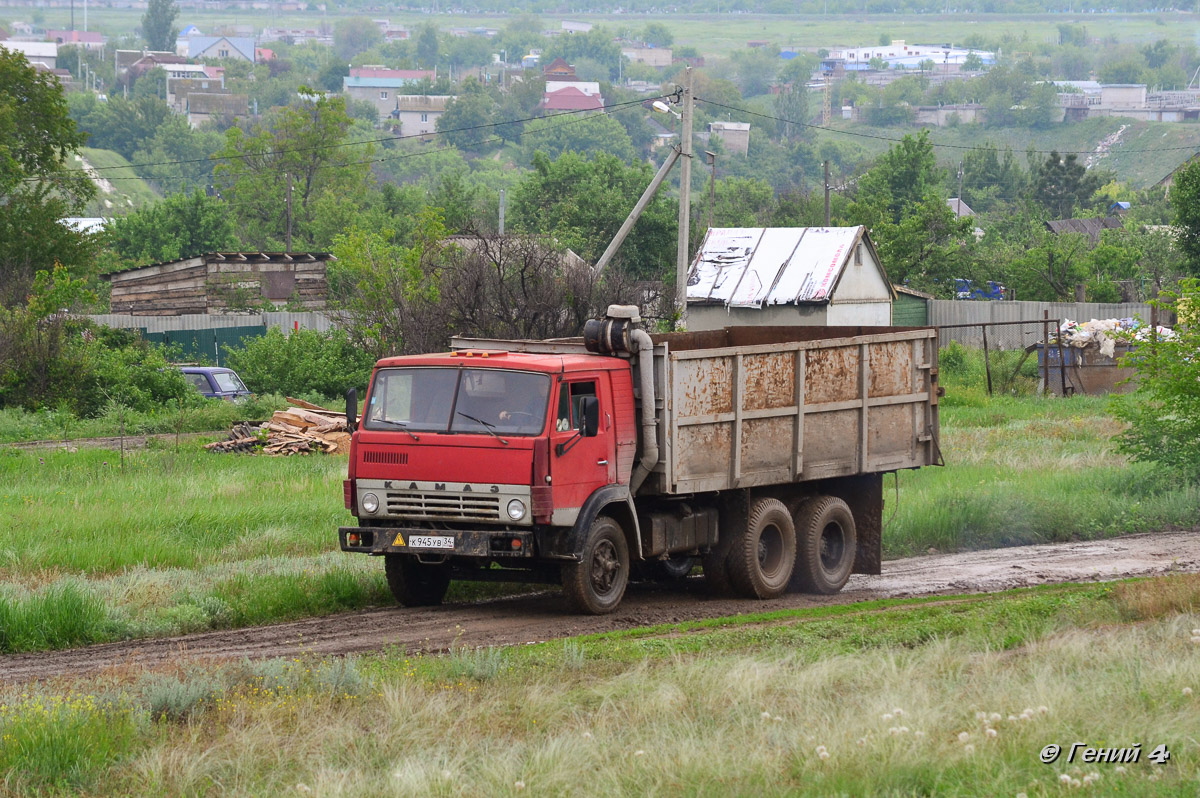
[790,496,857,595]
[562,516,629,614]
[384,555,451,607]
[728,498,796,599]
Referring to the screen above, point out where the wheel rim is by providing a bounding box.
[756,523,785,578]
[819,522,845,573]
[591,539,622,595]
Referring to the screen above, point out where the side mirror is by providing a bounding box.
[345,387,358,432]
[581,396,600,437]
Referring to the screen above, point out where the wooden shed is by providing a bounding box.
[685,226,895,331]
[103,252,332,316]
[892,284,933,326]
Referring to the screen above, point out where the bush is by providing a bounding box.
[224,327,374,401]
[1111,280,1200,479]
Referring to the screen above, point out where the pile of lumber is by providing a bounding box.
[205,397,352,456]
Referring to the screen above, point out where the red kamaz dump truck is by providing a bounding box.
[340,306,941,614]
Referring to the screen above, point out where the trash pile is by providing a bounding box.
[205,398,351,456]
[1054,318,1174,358]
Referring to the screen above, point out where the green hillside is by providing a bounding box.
[812,116,1200,188]
[74,148,160,217]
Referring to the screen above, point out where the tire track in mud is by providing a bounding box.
[2,530,1197,682]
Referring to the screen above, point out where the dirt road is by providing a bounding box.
[2,530,1197,682]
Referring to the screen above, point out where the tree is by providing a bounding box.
[214,90,375,249]
[104,190,239,266]
[543,28,623,81]
[520,113,636,165]
[510,151,676,279]
[0,47,96,305]
[1111,280,1200,479]
[774,86,809,142]
[959,145,1028,213]
[962,52,984,71]
[1170,158,1200,278]
[853,130,941,224]
[642,23,673,48]
[869,195,976,292]
[142,0,179,52]
[333,18,383,62]
[1030,151,1103,220]
[434,81,498,151]
[69,94,172,160]
[416,24,439,69]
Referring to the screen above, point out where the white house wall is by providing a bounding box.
[829,242,890,301]
[826,301,892,326]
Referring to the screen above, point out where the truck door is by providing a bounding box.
[550,375,615,523]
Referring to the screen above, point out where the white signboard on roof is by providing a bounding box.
[768,226,861,304]
[687,226,864,308]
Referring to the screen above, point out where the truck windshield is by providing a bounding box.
[364,367,551,436]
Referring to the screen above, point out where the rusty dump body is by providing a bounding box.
[454,324,942,498]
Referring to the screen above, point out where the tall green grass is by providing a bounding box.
[0,389,1195,653]
[0,394,289,443]
[3,579,1197,795]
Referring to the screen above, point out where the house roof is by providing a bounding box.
[543,57,575,77]
[186,35,256,61]
[687,226,893,307]
[947,197,975,217]
[350,67,434,80]
[0,41,57,58]
[102,252,334,279]
[893,284,934,300]
[541,86,604,111]
[544,79,600,95]
[1044,216,1123,244]
[47,30,105,44]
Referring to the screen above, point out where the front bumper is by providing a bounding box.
[339,526,536,559]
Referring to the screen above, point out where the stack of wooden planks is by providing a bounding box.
[205,397,351,456]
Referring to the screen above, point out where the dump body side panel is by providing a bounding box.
[660,328,939,495]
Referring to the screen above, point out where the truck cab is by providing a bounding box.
[340,349,638,612]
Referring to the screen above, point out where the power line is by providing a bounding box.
[695,97,1200,156]
[48,95,664,179]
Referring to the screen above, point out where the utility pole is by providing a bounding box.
[824,160,831,227]
[957,160,964,204]
[676,67,694,329]
[706,151,717,232]
[285,173,293,252]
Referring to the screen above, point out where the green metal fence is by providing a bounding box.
[139,325,267,365]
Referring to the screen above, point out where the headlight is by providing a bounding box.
[506,499,527,521]
[361,493,379,514]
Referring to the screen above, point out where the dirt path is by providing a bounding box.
[5,431,221,452]
[2,530,1197,683]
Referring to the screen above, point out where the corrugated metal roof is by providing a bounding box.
[687,226,871,307]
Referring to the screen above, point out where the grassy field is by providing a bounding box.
[0,380,1196,655]
[802,116,1200,190]
[77,148,160,214]
[11,7,1200,55]
[1,577,1197,794]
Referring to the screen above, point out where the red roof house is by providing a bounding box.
[541,85,604,112]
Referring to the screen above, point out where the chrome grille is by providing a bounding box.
[384,491,501,521]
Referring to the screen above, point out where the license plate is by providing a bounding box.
[408,535,454,550]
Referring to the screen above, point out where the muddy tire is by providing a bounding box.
[562,516,629,614]
[728,498,796,599]
[651,555,697,582]
[790,496,857,595]
[702,541,736,595]
[384,555,451,607]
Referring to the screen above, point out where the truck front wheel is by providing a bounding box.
[728,497,797,599]
[790,496,857,595]
[384,555,451,607]
[562,516,629,614]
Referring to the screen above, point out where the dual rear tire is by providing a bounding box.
[705,494,857,598]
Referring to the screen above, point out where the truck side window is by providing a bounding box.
[557,381,596,432]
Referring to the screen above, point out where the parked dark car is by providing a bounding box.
[181,367,253,401]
